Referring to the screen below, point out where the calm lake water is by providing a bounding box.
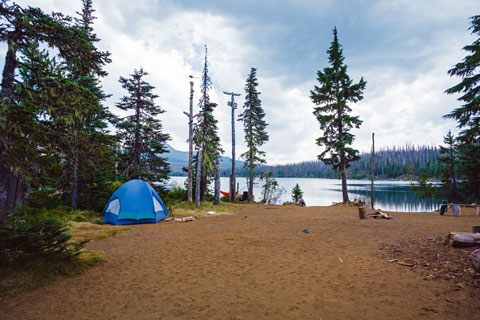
[168,176,438,212]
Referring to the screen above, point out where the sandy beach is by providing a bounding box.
[1,204,479,319]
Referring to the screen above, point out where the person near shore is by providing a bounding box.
[297,199,306,207]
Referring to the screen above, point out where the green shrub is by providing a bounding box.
[26,189,63,209]
[0,215,88,267]
[162,187,188,205]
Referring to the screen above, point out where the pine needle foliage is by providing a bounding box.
[116,68,171,183]
[0,0,117,216]
[239,67,269,202]
[291,183,304,202]
[310,27,366,202]
[444,15,480,200]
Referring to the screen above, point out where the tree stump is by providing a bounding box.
[358,206,366,219]
[470,249,480,273]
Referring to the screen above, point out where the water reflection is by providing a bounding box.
[347,183,437,212]
[168,177,438,212]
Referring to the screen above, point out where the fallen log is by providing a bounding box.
[174,216,196,222]
[448,232,480,247]
[367,211,393,219]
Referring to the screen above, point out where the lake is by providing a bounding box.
[168,176,438,212]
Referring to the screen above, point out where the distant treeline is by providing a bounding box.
[223,144,441,180]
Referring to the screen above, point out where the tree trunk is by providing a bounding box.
[14,174,23,208]
[214,152,220,205]
[338,105,348,203]
[200,169,207,202]
[71,152,79,209]
[371,132,375,209]
[0,161,9,222]
[248,162,254,203]
[194,151,202,208]
[1,39,18,100]
[448,232,480,247]
[0,38,19,220]
[6,171,17,211]
[340,163,349,203]
[230,95,236,202]
[187,82,194,203]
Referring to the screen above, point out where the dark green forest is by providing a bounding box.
[225,144,441,180]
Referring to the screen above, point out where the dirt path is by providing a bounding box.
[1,205,479,319]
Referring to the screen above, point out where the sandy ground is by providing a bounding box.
[1,204,480,319]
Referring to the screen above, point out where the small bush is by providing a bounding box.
[292,183,304,202]
[162,187,188,205]
[0,215,88,267]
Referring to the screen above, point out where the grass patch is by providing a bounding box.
[0,250,105,298]
[19,206,104,224]
[170,201,244,218]
[68,222,128,241]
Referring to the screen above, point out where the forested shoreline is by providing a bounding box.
[216,144,440,180]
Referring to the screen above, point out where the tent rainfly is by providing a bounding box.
[102,179,170,225]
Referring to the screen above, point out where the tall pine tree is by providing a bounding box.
[238,67,269,203]
[194,45,222,201]
[58,0,115,209]
[310,27,366,203]
[444,15,480,200]
[116,68,171,184]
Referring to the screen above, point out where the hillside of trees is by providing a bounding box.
[227,144,441,180]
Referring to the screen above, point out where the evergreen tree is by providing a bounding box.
[444,15,480,200]
[238,67,269,203]
[438,131,460,201]
[116,68,171,183]
[310,27,366,202]
[0,0,109,218]
[59,0,115,209]
[291,183,303,202]
[194,45,222,201]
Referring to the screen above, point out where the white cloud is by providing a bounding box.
[4,0,478,166]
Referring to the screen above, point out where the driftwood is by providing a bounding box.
[174,216,196,222]
[367,211,393,219]
[470,250,480,273]
[448,232,480,247]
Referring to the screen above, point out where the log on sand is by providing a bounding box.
[448,232,480,247]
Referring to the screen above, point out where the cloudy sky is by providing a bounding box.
[5,0,479,164]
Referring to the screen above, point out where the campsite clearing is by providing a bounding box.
[1,204,479,319]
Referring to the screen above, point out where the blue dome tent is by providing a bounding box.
[102,180,170,225]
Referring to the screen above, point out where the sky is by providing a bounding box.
[4,0,479,165]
